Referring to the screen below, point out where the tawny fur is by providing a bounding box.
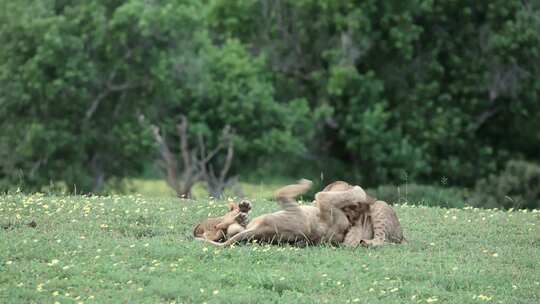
[356,200,406,247]
[193,201,251,242]
[319,181,406,247]
[203,179,368,247]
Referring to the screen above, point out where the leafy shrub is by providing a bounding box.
[210,0,540,187]
[472,160,540,209]
[368,184,468,209]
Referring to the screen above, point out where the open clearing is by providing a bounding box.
[1,193,539,303]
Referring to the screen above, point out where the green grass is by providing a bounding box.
[1,193,539,303]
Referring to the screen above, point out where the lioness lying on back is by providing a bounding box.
[202,179,367,247]
[193,180,406,247]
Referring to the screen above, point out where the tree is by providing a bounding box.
[0,0,204,192]
[150,116,236,199]
[207,0,540,186]
[1,0,538,192]
[151,38,312,195]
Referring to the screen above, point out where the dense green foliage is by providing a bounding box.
[1,193,539,302]
[209,0,540,186]
[0,0,186,191]
[1,0,539,192]
[369,184,467,209]
[472,160,540,209]
[0,0,310,192]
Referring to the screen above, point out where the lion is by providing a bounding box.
[202,179,368,247]
[316,181,406,247]
[193,200,251,242]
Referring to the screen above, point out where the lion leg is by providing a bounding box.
[344,214,373,247]
[215,209,250,231]
[315,186,367,223]
[274,179,312,211]
[201,229,226,242]
[204,217,273,247]
[223,201,251,239]
[343,226,364,247]
[361,201,405,247]
[235,211,250,227]
[213,211,250,239]
[315,186,368,209]
[360,210,386,247]
[360,238,384,247]
[198,228,255,247]
[226,223,246,237]
[238,200,252,213]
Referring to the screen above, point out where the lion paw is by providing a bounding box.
[360,239,384,247]
[235,212,249,226]
[238,200,252,213]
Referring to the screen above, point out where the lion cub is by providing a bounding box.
[193,200,251,242]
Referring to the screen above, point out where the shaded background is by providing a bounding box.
[1,0,539,208]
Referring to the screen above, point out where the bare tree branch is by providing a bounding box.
[471,63,529,132]
[85,50,136,121]
[151,125,181,194]
[219,136,234,183]
[177,116,191,171]
[150,117,237,199]
[197,125,237,198]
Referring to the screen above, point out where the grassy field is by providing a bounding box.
[1,192,539,303]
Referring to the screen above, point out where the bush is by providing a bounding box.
[368,184,468,209]
[472,160,540,209]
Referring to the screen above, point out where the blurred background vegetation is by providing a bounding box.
[1,0,539,209]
